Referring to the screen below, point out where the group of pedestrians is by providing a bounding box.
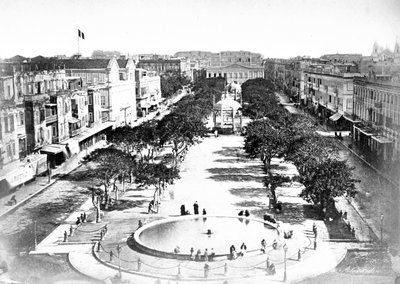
[76,212,87,225]
[189,247,215,262]
[180,201,207,216]
[229,242,247,260]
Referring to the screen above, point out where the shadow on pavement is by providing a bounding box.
[230,187,267,199]
[108,199,147,211]
[213,146,243,157]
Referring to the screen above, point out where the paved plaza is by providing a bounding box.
[27,134,361,283]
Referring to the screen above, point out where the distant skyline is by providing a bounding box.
[0,0,399,59]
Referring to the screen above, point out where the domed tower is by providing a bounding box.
[394,41,400,63]
[371,41,381,61]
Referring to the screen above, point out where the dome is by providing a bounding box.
[214,97,242,111]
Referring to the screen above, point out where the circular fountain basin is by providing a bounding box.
[131,215,279,260]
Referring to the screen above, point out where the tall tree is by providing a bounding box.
[136,161,180,211]
[82,148,133,215]
[157,112,208,168]
[298,158,358,216]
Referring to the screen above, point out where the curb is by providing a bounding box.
[0,164,82,219]
[337,140,398,187]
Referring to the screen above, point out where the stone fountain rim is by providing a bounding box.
[131,214,280,260]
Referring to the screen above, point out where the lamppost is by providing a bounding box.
[283,243,288,282]
[380,214,384,243]
[116,244,122,278]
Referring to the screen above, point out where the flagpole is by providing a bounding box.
[77,30,80,55]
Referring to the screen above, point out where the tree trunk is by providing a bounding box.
[104,184,110,210]
[114,182,119,201]
[92,192,101,223]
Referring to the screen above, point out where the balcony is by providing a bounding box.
[46,114,58,124]
[374,102,383,109]
[70,128,81,137]
[51,136,59,144]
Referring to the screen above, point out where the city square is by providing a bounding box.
[0,0,400,284]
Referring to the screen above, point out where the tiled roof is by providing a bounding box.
[24,59,111,70]
[5,55,27,62]
[117,59,128,68]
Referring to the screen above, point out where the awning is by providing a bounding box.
[343,115,361,123]
[68,117,80,124]
[75,122,114,142]
[40,144,65,155]
[45,103,57,107]
[0,178,10,192]
[101,108,111,112]
[372,135,393,144]
[354,125,374,136]
[329,113,342,121]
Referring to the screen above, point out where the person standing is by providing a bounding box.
[204,249,209,262]
[261,239,267,254]
[180,204,186,216]
[240,242,247,257]
[193,201,199,215]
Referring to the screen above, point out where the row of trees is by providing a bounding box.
[82,78,219,222]
[242,78,358,217]
[161,71,191,99]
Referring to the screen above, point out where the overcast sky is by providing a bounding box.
[1,0,399,59]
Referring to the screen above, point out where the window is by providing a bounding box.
[7,85,11,97]
[19,112,24,126]
[52,125,57,137]
[4,115,9,132]
[9,115,14,131]
[12,143,15,156]
[101,96,106,106]
[6,144,12,159]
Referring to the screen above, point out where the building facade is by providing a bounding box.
[135,69,161,117]
[136,59,181,76]
[205,64,264,84]
[353,76,400,162]
[304,64,360,129]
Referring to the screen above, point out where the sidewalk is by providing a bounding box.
[0,140,107,219]
[276,92,379,244]
[0,91,189,220]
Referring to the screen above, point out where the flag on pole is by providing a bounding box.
[78,29,85,40]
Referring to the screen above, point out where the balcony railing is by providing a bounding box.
[375,102,383,109]
[70,129,81,137]
[46,114,58,124]
[52,136,59,144]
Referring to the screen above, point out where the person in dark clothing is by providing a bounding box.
[244,210,250,217]
[180,204,186,216]
[238,210,244,216]
[193,201,199,215]
[202,208,207,215]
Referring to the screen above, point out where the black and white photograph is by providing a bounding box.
[0,0,399,283]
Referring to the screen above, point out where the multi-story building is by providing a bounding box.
[209,51,263,67]
[48,57,137,127]
[136,59,181,76]
[0,65,47,193]
[205,65,264,85]
[352,76,400,162]
[135,69,161,117]
[23,70,67,153]
[320,53,362,64]
[0,74,20,169]
[304,62,360,129]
